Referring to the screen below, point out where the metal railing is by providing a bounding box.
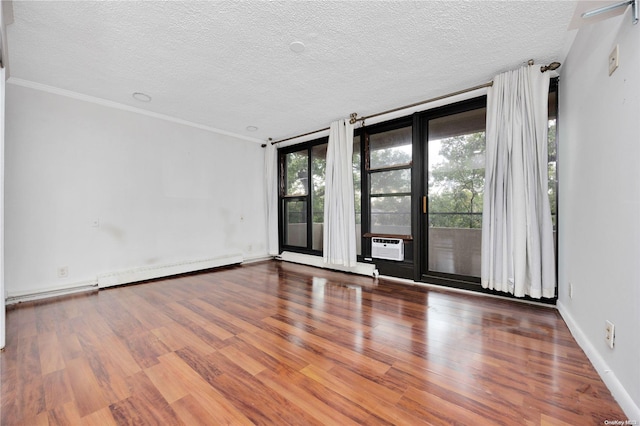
[288,211,556,230]
[429,212,482,229]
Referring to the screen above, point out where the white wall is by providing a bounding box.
[558,9,639,418]
[5,83,267,297]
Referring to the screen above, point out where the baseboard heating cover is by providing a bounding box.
[6,280,99,305]
[278,251,378,277]
[97,253,243,288]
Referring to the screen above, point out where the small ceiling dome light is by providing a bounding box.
[289,41,305,53]
[132,92,152,102]
[246,126,259,132]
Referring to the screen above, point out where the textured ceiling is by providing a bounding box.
[5,1,580,143]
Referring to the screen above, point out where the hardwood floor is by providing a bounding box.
[1,260,626,425]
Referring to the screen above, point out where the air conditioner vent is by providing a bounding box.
[371,238,404,261]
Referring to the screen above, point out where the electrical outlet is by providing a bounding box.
[569,282,573,299]
[605,320,615,349]
[57,266,69,278]
[609,44,619,76]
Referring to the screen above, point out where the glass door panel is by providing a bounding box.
[284,199,307,247]
[311,144,326,251]
[426,106,486,277]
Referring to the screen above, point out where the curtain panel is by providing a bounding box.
[481,65,556,299]
[265,143,280,256]
[323,119,357,267]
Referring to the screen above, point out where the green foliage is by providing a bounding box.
[429,121,557,230]
[284,123,557,232]
[284,144,361,225]
[429,132,485,229]
[285,150,308,197]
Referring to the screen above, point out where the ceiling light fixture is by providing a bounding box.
[132,92,152,102]
[289,41,305,53]
[246,126,258,132]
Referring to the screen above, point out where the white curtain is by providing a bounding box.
[264,142,280,256]
[481,65,556,299]
[323,119,357,267]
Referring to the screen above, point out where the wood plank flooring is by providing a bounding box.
[1,260,627,425]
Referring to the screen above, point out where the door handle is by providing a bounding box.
[422,196,427,214]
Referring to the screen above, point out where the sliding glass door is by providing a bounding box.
[422,99,486,281]
[419,86,557,289]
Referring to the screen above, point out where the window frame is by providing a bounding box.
[413,81,559,301]
[361,116,414,241]
[278,138,328,255]
[275,78,558,297]
[417,95,488,284]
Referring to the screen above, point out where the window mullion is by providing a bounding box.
[306,147,313,251]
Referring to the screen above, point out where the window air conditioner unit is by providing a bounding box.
[371,238,404,261]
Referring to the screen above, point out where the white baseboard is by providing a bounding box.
[278,251,378,277]
[557,301,640,420]
[97,253,243,288]
[6,280,98,305]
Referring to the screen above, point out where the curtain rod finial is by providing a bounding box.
[540,62,561,73]
[528,59,535,66]
[349,112,358,124]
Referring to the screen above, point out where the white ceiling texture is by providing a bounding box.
[5,1,582,144]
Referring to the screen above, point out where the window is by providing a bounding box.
[280,143,327,252]
[282,148,309,248]
[279,137,362,255]
[277,78,558,289]
[367,125,412,237]
[548,87,557,231]
[310,144,327,250]
[353,136,362,255]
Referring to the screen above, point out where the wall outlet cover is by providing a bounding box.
[605,320,615,349]
[57,266,69,278]
[609,44,619,76]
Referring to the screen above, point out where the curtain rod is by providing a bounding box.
[582,0,638,25]
[267,60,560,146]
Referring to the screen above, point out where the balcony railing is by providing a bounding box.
[285,211,556,276]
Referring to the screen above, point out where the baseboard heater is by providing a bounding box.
[97,253,243,288]
[6,280,99,305]
[278,251,378,277]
